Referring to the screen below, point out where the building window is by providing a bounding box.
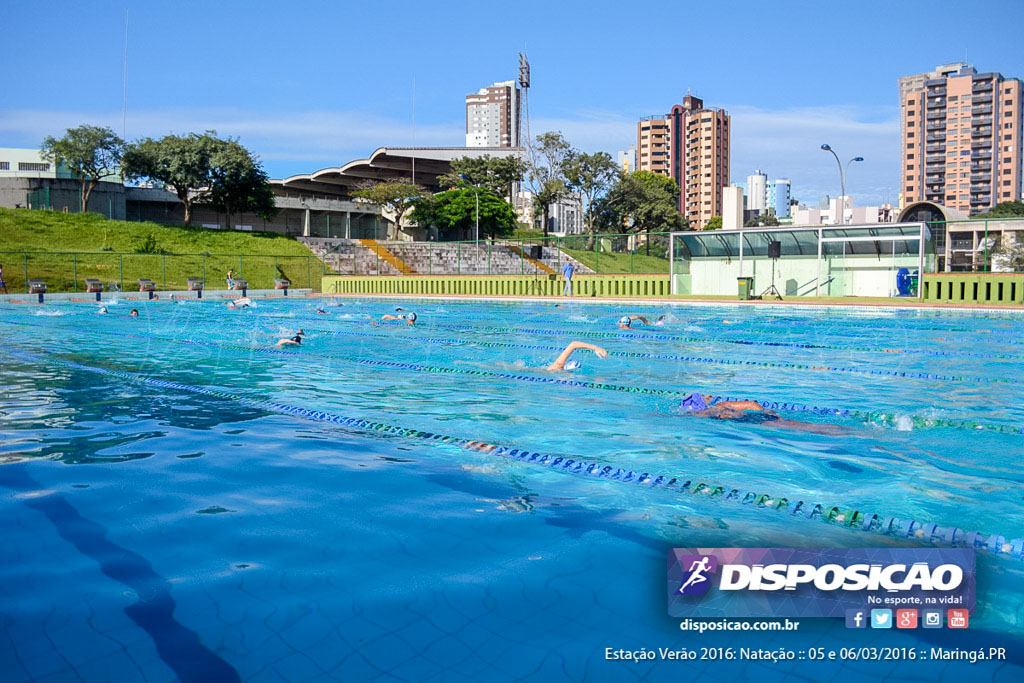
[907,132,915,138]
[907,164,915,170]
[1005,168,1012,174]
[908,99,915,105]
[907,143,915,149]
[1005,123,1013,129]
[18,162,50,172]
[0,161,8,170]
[1004,180,1012,186]
[905,175,914,181]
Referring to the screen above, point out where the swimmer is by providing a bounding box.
[276,329,305,347]
[227,297,251,310]
[680,393,846,434]
[381,311,417,325]
[316,307,327,315]
[97,306,108,315]
[130,309,139,317]
[546,341,608,371]
[618,315,654,330]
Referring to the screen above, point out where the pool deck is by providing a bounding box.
[316,292,1024,313]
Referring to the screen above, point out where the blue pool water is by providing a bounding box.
[1,296,1023,681]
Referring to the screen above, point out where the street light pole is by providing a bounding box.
[474,185,479,245]
[820,144,863,224]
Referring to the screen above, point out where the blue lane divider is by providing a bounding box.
[298,321,1006,385]
[6,348,1021,560]
[2,317,1022,436]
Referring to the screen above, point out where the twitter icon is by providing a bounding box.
[871,609,893,629]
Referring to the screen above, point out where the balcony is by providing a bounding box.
[926,111,945,120]
[926,155,945,163]
[973,93,993,104]
[972,127,993,138]
[927,87,947,96]
[926,97,945,108]
[972,116,993,127]
[926,133,946,141]
[926,122,946,131]
[972,105,993,115]
[926,144,946,152]
[972,83,993,94]
[971,140,991,149]
[971,175,991,183]
[971,163,992,172]
[972,151,993,160]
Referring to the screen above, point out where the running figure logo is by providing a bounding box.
[676,554,719,596]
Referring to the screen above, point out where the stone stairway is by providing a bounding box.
[298,237,593,276]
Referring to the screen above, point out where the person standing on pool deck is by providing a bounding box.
[546,341,607,371]
[0,264,7,293]
[561,260,575,297]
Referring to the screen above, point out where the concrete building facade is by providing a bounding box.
[746,169,767,211]
[900,63,1024,215]
[722,186,744,230]
[465,81,520,147]
[617,147,637,174]
[636,116,670,175]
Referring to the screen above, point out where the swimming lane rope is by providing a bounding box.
[2,318,1021,436]
[6,348,1021,560]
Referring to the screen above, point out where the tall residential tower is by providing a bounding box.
[466,80,520,147]
[900,63,1023,215]
[636,95,730,228]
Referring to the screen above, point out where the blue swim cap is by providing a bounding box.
[564,360,582,371]
[681,393,708,412]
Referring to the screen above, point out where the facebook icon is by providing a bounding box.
[845,609,867,629]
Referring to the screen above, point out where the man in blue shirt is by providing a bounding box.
[561,260,575,297]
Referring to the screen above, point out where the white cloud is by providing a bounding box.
[0,107,461,171]
[1,103,901,205]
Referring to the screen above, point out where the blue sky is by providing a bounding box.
[2,0,1023,205]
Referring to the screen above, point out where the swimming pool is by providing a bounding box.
[1,296,1023,680]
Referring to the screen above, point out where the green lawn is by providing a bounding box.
[562,247,669,274]
[0,208,324,292]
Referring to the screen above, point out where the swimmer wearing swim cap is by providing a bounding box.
[546,341,607,371]
[618,315,653,330]
[381,311,416,325]
[680,393,845,434]
[276,329,305,347]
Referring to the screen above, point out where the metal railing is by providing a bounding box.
[0,251,324,294]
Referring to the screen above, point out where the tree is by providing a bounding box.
[525,132,573,237]
[563,151,619,235]
[973,201,1024,219]
[595,171,686,235]
[411,188,517,240]
[123,131,275,226]
[704,216,723,230]
[350,181,427,240]
[744,213,781,228]
[437,155,526,204]
[40,125,125,213]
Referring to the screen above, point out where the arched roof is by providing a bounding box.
[271,146,525,198]
[897,201,968,223]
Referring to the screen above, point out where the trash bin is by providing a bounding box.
[737,276,754,300]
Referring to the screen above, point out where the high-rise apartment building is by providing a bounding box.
[636,116,670,175]
[466,80,520,147]
[900,63,1023,215]
[636,96,730,227]
[773,179,791,218]
[669,95,730,227]
[746,169,768,211]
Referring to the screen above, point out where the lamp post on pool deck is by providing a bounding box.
[820,144,863,224]
[459,174,481,245]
